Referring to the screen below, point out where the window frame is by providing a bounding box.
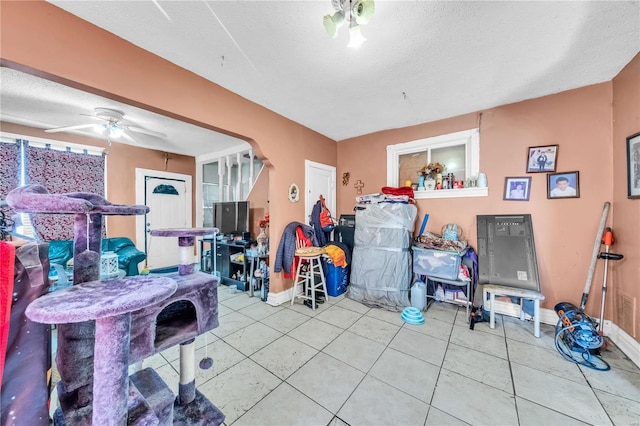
[386,128,487,199]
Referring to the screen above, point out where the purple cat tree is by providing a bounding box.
[7,184,224,425]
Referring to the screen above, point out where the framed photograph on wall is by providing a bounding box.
[547,171,580,199]
[503,176,531,201]
[627,132,640,199]
[527,145,558,173]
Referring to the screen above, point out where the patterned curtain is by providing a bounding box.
[25,143,105,241]
[0,141,21,226]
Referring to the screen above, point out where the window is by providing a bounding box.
[386,128,487,199]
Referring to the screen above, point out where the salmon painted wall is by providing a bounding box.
[612,53,640,341]
[0,121,195,243]
[0,1,336,293]
[338,82,637,331]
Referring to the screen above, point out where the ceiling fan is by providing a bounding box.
[44,107,167,145]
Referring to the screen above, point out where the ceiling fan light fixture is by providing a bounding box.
[100,122,125,138]
[352,0,375,25]
[109,124,125,139]
[323,11,345,38]
[324,0,373,46]
[348,24,366,48]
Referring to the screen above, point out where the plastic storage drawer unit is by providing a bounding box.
[412,246,463,280]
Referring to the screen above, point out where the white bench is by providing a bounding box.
[482,284,545,337]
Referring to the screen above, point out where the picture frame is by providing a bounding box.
[288,183,300,202]
[503,176,531,201]
[527,145,558,173]
[627,132,640,199]
[547,171,580,199]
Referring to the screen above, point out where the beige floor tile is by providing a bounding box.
[507,338,587,385]
[237,300,284,321]
[347,315,401,345]
[217,303,233,317]
[450,324,508,360]
[233,382,333,426]
[432,369,518,425]
[409,315,454,341]
[337,375,429,426]
[502,315,557,350]
[315,305,364,329]
[442,343,512,393]
[198,358,281,425]
[287,351,365,413]
[323,330,385,373]
[287,299,332,317]
[217,286,244,302]
[516,397,589,425]
[219,293,261,311]
[335,297,371,314]
[425,407,471,425]
[250,335,318,380]
[288,317,345,350]
[223,322,283,356]
[595,389,640,426]
[369,347,440,403]
[389,328,448,367]
[260,308,312,333]
[579,364,640,402]
[365,306,406,326]
[211,311,256,338]
[511,363,612,425]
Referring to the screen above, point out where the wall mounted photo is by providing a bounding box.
[288,183,300,202]
[527,145,558,173]
[627,132,640,199]
[503,176,531,201]
[547,171,580,199]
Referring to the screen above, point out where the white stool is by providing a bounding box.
[290,247,329,310]
[483,284,545,337]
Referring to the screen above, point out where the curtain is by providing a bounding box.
[25,143,105,241]
[0,141,20,201]
[0,141,21,233]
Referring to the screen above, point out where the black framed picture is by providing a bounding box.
[547,171,580,199]
[527,145,558,173]
[627,132,640,199]
[504,176,531,201]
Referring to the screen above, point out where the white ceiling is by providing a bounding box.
[1,1,638,157]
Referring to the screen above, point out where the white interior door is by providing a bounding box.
[136,169,192,270]
[305,160,336,224]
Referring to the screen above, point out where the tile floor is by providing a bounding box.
[54,285,640,425]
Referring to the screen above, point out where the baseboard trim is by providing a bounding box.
[266,287,295,306]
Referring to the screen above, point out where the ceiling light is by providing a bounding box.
[347,24,366,48]
[100,123,125,139]
[324,0,374,47]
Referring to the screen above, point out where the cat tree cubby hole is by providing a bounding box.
[154,299,199,350]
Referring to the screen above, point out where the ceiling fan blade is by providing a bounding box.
[126,125,167,139]
[79,113,106,121]
[122,132,139,145]
[45,123,96,133]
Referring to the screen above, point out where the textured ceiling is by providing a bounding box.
[1,1,638,156]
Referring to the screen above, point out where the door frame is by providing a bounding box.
[135,168,192,256]
[304,160,336,222]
